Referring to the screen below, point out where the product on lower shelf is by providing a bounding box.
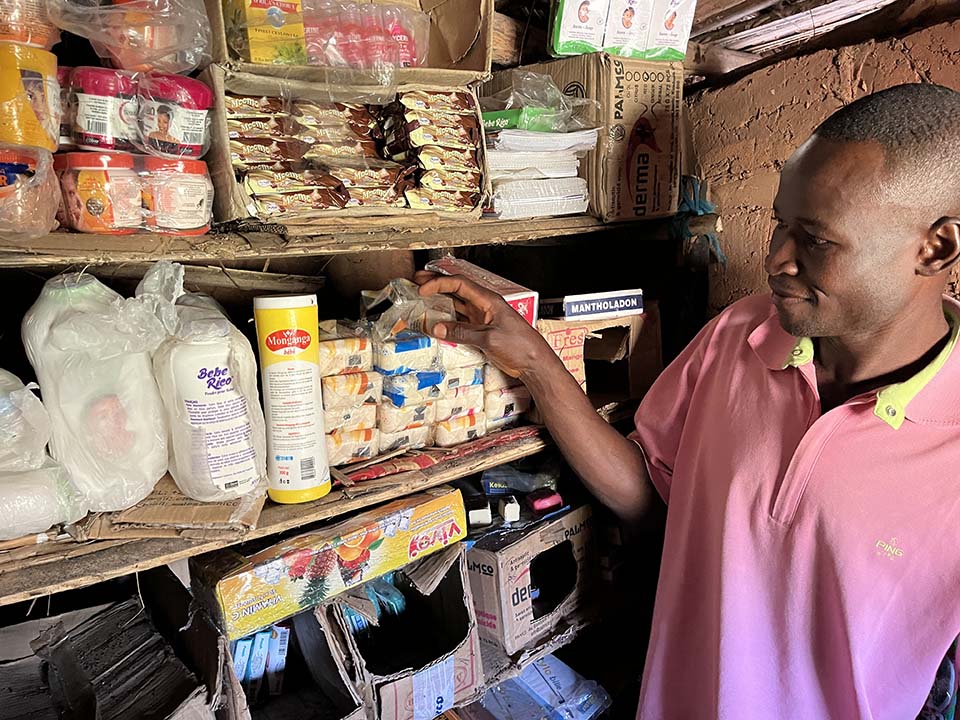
[436,383,484,422]
[435,412,486,447]
[321,372,382,410]
[379,424,434,453]
[326,428,380,466]
[382,370,445,407]
[379,400,435,433]
[485,385,533,420]
[323,402,378,434]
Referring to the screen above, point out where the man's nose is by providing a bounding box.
[765,232,800,276]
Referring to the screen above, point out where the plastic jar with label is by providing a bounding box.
[69,67,139,152]
[138,73,213,159]
[142,157,213,236]
[56,66,73,149]
[57,152,142,234]
[0,0,60,49]
[0,42,59,152]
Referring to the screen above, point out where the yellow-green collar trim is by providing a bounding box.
[783,311,960,430]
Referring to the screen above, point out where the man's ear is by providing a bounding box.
[918,217,960,276]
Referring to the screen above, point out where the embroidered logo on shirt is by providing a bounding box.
[875,538,904,559]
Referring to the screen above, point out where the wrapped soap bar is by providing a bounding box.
[326,429,379,466]
[324,403,377,434]
[399,91,475,115]
[436,384,484,422]
[439,341,485,370]
[443,365,483,393]
[484,364,522,391]
[379,425,434,453]
[435,413,486,447]
[379,401,435,433]
[317,336,373,377]
[485,386,532,420]
[382,370,445,407]
[374,334,438,375]
[487,413,524,434]
[321,372,382,410]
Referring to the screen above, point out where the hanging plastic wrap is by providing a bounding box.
[0,367,50,472]
[0,458,86,541]
[0,147,59,241]
[45,0,210,74]
[480,71,599,133]
[21,273,169,512]
[360,278,455,342]
[0,42,60,152]
[153,301,267,502]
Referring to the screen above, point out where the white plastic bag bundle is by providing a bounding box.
[22,273,169,512]
[153,301,267,502]
[0,459,86,541]
[0,368,50,472]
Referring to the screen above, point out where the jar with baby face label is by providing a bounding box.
[58,151,141,234]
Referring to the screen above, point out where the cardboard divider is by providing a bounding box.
[204,0,493,85]
[198,64,492,226]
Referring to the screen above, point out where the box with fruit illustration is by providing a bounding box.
[191,486,467,639]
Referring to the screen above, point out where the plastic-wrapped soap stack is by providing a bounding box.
[318,321,381,467]
[375,333,443,452]
[483,363,532,433]
[433,341,486,447]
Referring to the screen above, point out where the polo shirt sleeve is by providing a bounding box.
[629,315,717,504]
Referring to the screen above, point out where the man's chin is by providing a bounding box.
[774,306,817,337]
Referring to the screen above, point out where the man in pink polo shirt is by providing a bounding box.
[418,83,960,718]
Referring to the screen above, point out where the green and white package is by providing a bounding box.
[602,0,654,58]
[644,0,696,61]
[549,0,610,56]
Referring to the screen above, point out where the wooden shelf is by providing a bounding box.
[0,216,633,269]
[0,429,549,607]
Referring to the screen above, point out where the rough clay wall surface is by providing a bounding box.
[687,20,960,313]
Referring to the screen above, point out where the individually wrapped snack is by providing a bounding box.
[57,152,142,235]
[399,90,475,115]
[320,161,409,188]
[231,138,309,167]
[435,412,486,447]
[253,188,351,216]
[326,428,379,466]
[293,121,373,144]
[225,94,284,118]
[227,116,288,140]
[46,0,210,73]
[0,147,59,241]
[405,187,479,212]
[317,335,373,376]
[485,385,532,420]
[346,185,408,208]
[443,365,483,392]
[439,341,485,370]
[379,424,433,453]
[324,403,377,433]
[484,363,522,391]
[291,100,375,127]
[379,401,434,433]
[382,370,444,407]
[303,137,380,160]
[373,334,438,375]
[21,273,168,512]
[385,123,481,153]
[69,67,139,153]
[418,169,482,192]
[361,279,455,342]
[383,107,480,133]
[0,458,85,542]
[0,42,59,152]
[138,72,213,159]
[0,368,50,472]
[436,384,483,422]
[244,167,345,195]
[321,371,382,410]
[405,145,480,172]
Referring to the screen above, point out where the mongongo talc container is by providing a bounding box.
[253,294,331,503]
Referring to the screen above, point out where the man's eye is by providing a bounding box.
[807,235,829,247]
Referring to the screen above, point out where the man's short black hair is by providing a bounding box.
[814,83,960,211]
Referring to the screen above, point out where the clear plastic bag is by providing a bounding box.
[0,458,86,541]
[480,70,599,133]
[0,146,59,241]
[45,0,210,74]
[0,367,50,472]
[21,273,169,512]
[361,278,455,342]
[153,301,267,502]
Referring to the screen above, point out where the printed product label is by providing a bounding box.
[255,304,329,492]
[151,174,213,230]
[603,0,653,54]
[141,99,208,156]
[556,0,608,50]
[178,350,259,493]
[63,168,141,231]
[412,656,455,720]
[74,93,138,148]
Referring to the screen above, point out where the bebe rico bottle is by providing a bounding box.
[253,294,331,503]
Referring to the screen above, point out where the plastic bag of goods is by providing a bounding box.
[0,458,85,541]
[0,147,59,241]
[22,273,168,512]
[153,302,267,502]
[45,0,210,74]
[361,278,455,342]
[0,367,50,472]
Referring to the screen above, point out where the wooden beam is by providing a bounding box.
[684,41,758,77]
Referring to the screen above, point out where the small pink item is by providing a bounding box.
[526,488,562,514]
